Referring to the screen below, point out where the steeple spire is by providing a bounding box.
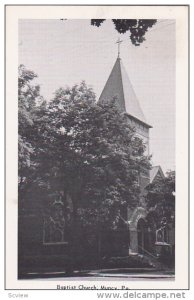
[116,37,123,58]
[99,57,152,128]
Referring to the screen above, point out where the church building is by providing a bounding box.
[18,43,175,278]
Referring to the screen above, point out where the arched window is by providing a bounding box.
[43,200,68,245]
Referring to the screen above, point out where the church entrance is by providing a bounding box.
[137,218,148,254]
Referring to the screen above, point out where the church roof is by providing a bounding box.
[150,166,165,183]
[99,57,151,128]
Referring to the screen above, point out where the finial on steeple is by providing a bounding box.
[116,37,123,58]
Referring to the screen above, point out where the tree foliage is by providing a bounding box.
[145,170,175,228]
[18,64,46,205]
[36,82,151,230]
[18,66,151,230]
[91,19,157,46]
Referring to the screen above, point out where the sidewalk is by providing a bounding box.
[22,267,175,280]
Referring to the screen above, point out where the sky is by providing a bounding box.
[19,19,175,173]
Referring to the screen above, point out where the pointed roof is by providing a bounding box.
[150,166,165,183]
[99,57,151,128]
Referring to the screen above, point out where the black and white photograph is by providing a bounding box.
[5,5,189,290]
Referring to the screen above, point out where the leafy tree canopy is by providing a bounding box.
[145,170,175,228]
[35,81,151,230]
[18,65,151,230]
[18,64,46,204]
[91,19,157,46]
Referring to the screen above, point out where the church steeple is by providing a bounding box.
[98,56,152,129]
[99,55,152,158]
[99,52,154,203]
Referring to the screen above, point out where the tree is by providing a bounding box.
[18,64,46,207]
[37,81,151,232]
[91,19,157,46]
[145,170,175,229]
[18,71,152,270]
